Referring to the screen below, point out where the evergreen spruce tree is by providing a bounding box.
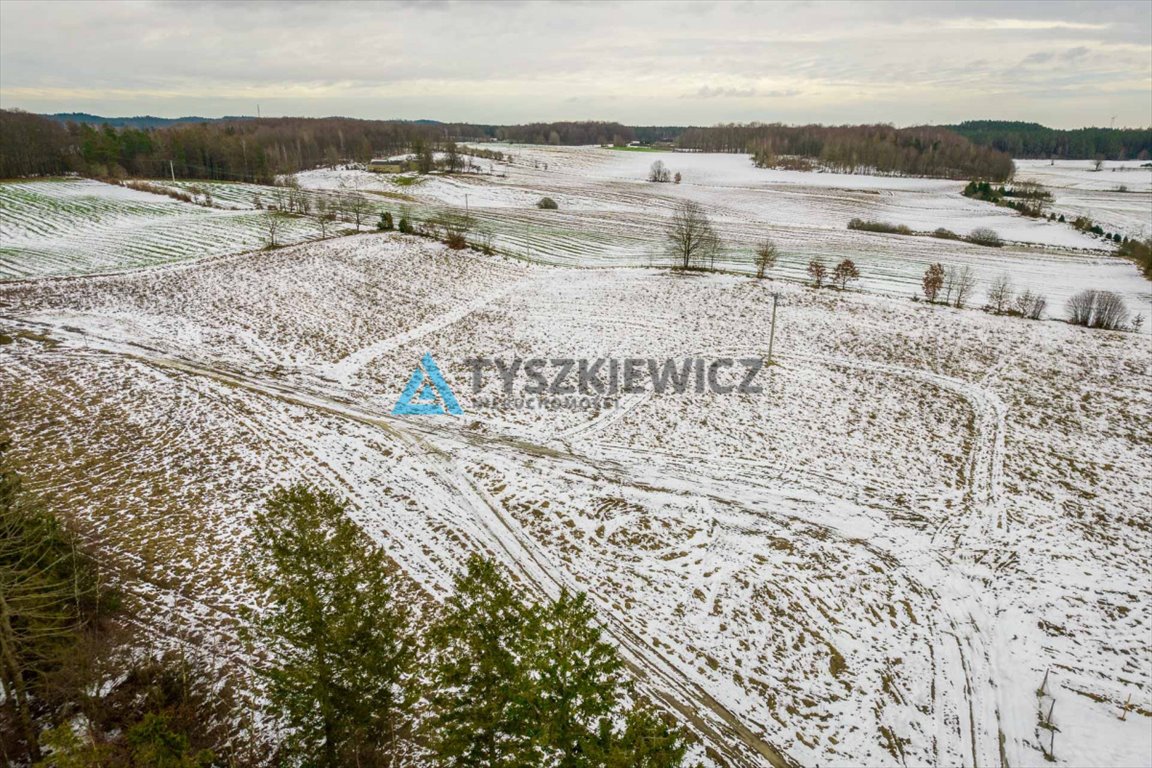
[247,484,415,768]
[528,589,624,766]
[0,436,104,762]
[424,555,539,767]
[424,557,690,768]
[601,701,690,768]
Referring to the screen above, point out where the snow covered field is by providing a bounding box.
[5,150,1148,328]
[1014,159,1152,241]
[0,179,327,279]
[295,146,1152,326]
[1,231,1149,767]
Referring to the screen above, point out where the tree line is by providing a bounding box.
[0,111,494,182]
[945,121,1152,161]
[0,113,667,181]
[0,444,691,767]
[484,121,637,146]
[7,109,1150,182]
[675,123,1015,180]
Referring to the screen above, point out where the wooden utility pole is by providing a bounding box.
[767,292,780,365]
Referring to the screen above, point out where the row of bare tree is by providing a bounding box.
[664,202,1140,332]
[664,200,863,289]
[807,258,861,290]
[921,263,1141,331]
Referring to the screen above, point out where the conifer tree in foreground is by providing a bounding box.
[0,436,104,762]
[247,484,415,768]
[247,484,689,768]
[424,555,539,767]
[529,588,624,765]
[425,556,689,768]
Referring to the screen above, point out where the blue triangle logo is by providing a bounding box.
[392,353,463,415]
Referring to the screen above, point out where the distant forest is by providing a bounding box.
[1,109,1148,182]
[675,123,1016,180]
[0,111,486,182]
[946,120,1152,161]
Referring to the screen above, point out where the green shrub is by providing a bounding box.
[536,196,559,210]
[398,216,413,234]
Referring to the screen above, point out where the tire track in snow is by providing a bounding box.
[6,316,1009,767]
[327,278,528,386]
[3,317,795,768]
[551,346,1010,767]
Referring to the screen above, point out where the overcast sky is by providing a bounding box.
[1,0,1149,128]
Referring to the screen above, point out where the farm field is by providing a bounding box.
[1014,158,1152,241]
[0,178,329,279]
[299,146,1152,325]
[5,0,1151,763]
[5,150,1149,330]
[1,230,1149,767]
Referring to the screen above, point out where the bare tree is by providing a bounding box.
[1067,289,1097,326]
[1030,293,1047,320]
[414,141,435,174]
[1066,289,1128,329]
[263,211,282,248]
[950,265,977,308]
[444,141,462,174]
[271,186,288,212]
[1092,291,1129,330]
[754,238,778,279]
[315,197,335,238]
[942,266,956,306]
[986,273,1014,314]
[342,194,369,229]
[338,176,372,228]
[831,258,861,290]
[290,187,310,215]
[966,227,1003,247]
[1093,154,1105,172]
[807,257,827,288]
[648,160,671,183]
[922,263,945,302]
[1014,290,1047,320]
[674,171,682,184]
[277,173,310,214]
[1030,293,1048,320]
[665,200,720,270]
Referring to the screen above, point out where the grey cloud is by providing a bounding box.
[0,0,1147,128]
[691,86,760,99]
[685,87,801,99]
